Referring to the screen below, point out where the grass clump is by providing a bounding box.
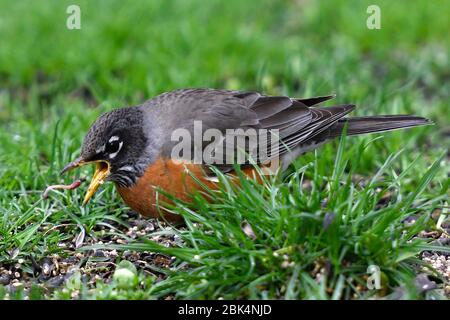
[93,135,448,299]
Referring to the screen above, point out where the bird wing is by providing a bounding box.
[152,88,353,173]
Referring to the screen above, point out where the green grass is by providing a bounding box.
[0,0,449,299]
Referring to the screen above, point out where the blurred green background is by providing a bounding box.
[1,0,448,101]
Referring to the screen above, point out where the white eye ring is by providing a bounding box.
[109,141,123,159]
[109,136,120,143]
[96,145,106,154]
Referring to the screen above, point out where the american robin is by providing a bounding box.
[60,88,430,221]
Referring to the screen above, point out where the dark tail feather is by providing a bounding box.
[325,115,432,138]
[295,94,336,107]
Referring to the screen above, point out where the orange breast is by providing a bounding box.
[116,158,263,222]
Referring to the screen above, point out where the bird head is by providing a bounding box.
[61,106,148,204]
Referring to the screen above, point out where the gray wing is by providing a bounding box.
[148,88,353,173]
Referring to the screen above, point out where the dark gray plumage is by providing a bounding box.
[79,88,431,186]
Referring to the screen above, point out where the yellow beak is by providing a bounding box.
[82,162,111,204]
[60,157,111,205]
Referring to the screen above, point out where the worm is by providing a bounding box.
[42,178,85,199]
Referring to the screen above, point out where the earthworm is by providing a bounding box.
[42,178,86,199]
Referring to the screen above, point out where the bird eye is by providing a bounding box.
[106,136,123,158]
[106,140,120,154]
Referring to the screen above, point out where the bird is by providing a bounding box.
[60,88,431,222]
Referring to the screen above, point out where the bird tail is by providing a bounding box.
[324,115,432,138]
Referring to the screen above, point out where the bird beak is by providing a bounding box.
[60,157,111,205]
